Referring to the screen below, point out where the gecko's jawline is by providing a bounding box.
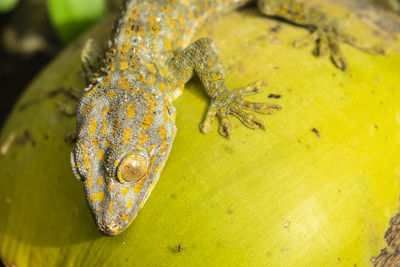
[100,230,123,236]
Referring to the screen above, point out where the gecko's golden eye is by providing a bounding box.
[117,154,148,183]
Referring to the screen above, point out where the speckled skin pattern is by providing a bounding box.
[70,0,384,236]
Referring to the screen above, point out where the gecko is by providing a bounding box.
[70,0,384,236]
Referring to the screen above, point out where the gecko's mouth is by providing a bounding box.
[98,220,122,236]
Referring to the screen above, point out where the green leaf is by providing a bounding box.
[47,0,106,43]
[0,0,19,12]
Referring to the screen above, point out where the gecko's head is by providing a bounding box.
[70,85,176,235]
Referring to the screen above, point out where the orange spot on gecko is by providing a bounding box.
[108,200,114,215]
[160,67,169,77]
[163,105,169,123]
[158,125,167,140]
[166,17,176,28]
[132,88,142,95]
[85,174,93,188]
[213,73,221,82]
[97,149,105,163]
[118,77,132,90]
[146,62,157,73]
[121,186,130,196]
[126,102,135,119]
[148,74,156,86]
[81,145,90,169]
[114,159,120,168]
[138,74,147,85]
[136,25,145,36]
[112,120,120,136]
[120,214,130,221]
[124,26,134,37]
[91,138,99,147]
[120,41,132,54]
[155,164,162,174]
[107,90,117,99]
[122,127,132,144]
[148,14,160,35]
[101,105,110,115]
[89,117,97,136]
[164,36,172,51]
[126,198,133,209]
[120,61,129,71]
[142,93,156,130]
[130,6,140,19]
[105,139,110,148]
[90,191,104,202]
[97,176,104,186]
[101,119,108,135]
[85,86,97,97]
[159,140,167,155]
[159,82,166,93]
[109,62,116,72]
[147,144,155,153]
[101,75,111,87]
[178,14,185,28]
[81,102,94,117]
[138,133,148,144]
[142,114,153,130]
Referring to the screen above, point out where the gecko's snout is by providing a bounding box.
[99,221,121,236]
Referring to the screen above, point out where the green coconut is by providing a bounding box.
[1,2,400,266]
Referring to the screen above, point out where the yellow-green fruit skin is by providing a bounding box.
[1,6,400,267]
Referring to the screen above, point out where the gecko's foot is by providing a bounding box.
[294,22,385,71]
[200,80,281,137]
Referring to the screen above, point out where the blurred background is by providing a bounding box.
[0,0,121,129]
[0,0,399,130]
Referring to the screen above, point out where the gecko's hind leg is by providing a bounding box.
[257,0,385,70]
[294,22,384,70]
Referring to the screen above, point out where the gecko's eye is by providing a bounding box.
[117,154,149,183]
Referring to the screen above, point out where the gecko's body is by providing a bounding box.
[70,0,382,235]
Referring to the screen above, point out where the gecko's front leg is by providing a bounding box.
[166,38,281,137]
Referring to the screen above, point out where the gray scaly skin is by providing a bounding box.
[70,0,384,236]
